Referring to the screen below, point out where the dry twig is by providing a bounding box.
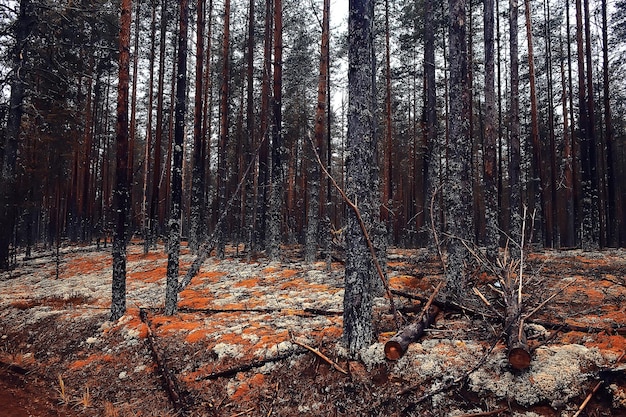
[290,334,348,375]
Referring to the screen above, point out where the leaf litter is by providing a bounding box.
[0,242,624,416]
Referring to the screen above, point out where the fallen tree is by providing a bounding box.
[384,305,440,360]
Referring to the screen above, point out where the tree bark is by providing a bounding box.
[445,0,472,299]
[305,0,330,263]
[189,0,206,252]
[111,0,132,321]
[267,0,283,260]
[165,0,189,316]
[508,0,522,256]
[344,0,376,357]
[384,306,439,360]
[483,0,498,260]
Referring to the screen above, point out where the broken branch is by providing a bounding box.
[290,335,347,374]
[384,305,440,360]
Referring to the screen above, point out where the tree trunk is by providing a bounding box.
[305,0,330,263]
[445,0,472,300]
[111,0,132,321]
[165,0,189,316]
[508,0,522,255]
[216,0,231,259]
[381,0,393,236]
[483,0,498,261]
[267,0,283,261]
[344,0,376,357]
[189,0,206,252]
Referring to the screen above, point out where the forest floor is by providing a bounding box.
[0,241,625,417]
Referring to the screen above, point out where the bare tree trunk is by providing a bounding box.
[344,0,376,357]
[165,0,189,316]
[381,0,393,236]
[267,0,283,260]
[305,0,330,263]
[445,0,472,300]
[509,0,522,256]
[216,0,231,259]
[189,0,206,252]
[483,0,498,261]
[111,0,132,321]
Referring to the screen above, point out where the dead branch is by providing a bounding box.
[384,305,440,360]
[454,407,508,417]
[196,348,308,381]
[572,381,603,417]
[307,135,400,327]
[139,309,191,414]
[290,335,348,374]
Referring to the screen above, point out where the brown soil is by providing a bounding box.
[1,243,625,416]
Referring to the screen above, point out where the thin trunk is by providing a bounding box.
[267,0,283,260]
[421,0,435,247]
[381,0,392,232]
[524,0,551,247]
[142,0,157,254]
[165,0,189,315]
[245,0,255,255]
[559,31,575,247]
[305,0,330,263]
[216,0,231,259]
[190,0,206,252]
[111,0,132,321]
[509,0,522,253]
[483,0,498,260]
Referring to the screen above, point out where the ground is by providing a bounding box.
[0,242,625,417]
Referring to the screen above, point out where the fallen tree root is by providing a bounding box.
[139,309,192,415]
[196,348,308,381]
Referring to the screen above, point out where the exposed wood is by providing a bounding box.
[385,305,440,360]
[139,309,191,414]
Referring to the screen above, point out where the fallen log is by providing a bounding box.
[384,305,440,360]
[139,309,191,414]
[504,293,531,370]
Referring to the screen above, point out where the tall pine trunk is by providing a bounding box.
[445,0,472,300]
[165,0,189,315]
[111,0,132,321]
[344,0,376,357]
[305,0,330,263]
[483,0,498,260]
[509,0,522,254]
[267,0,283,260]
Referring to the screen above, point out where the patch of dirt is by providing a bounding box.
[0,243,625,416]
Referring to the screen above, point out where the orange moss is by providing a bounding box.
[197,270,224,282]
[69,353,113,370]
[62,255,109,276]
[130,266,167,283]
[231,373,265,401]
[585,334,626,353]
[158,321,201,333]
[263,266,279,274]
[179,296,212,309]
[185,329,212,343]
[389,275,421,289]
[126,251,163,263]
[234,278,261,288]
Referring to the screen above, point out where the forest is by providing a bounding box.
[0,0,625,268]
[1,0,626,415]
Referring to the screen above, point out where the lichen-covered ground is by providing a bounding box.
[0,242,625,416]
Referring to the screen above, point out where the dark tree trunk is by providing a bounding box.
[0,0,34,270]
[381,0,393,235]
[445,0,472,300]
[483,0,498,261]
[267,0,283,260]
[111,0,132,321]
[305,0,330,263]
[509,0,522,254]
[165,0,189,316]
[189,0,206,252]
[216,0,231,259]
[344,0,376,357]
[244,0,255,256]
[420,0,436,247]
